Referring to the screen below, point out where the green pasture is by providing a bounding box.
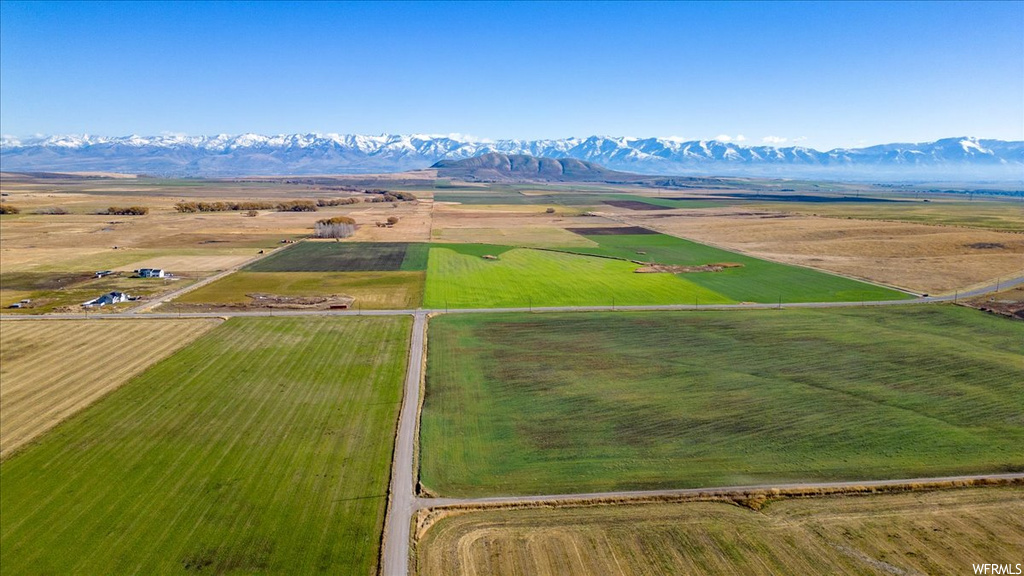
[423,246,728,308]
[422,232,911,308]
[565,232,911,303]
[420,306,1024,497]
[0,316,410,575]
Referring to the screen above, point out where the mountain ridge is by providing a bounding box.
[2,133,1022,180]
[430,153,637,182]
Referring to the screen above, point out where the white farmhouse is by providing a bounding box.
[83,291,131,307]
[137,268,165,278]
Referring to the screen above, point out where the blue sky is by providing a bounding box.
[1,1,1021,149]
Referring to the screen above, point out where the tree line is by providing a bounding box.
[174,193,415,213]
[175,200,318,213]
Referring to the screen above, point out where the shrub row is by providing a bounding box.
[364,190,417,202]
[106,206,149,215]
[316,198,362,207]
[174,201,277,213]
[174,200,319,213]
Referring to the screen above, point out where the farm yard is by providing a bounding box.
[416,485,1024,576]
[0,269,197,313]
[0,316,410,575]
[420,306,1024,497]
[0,318,220,457]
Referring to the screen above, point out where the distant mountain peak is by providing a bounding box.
[1,133,1021,181]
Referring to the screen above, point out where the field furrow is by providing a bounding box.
[0,316,410,575]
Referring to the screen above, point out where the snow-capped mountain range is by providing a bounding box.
[1,133,1021,180]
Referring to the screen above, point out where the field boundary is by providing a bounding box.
[605,212,925,297]
[4,276,1024,323]
[412,474,1024,541]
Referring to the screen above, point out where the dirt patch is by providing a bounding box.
[245,293,354,309]
[965,242,1006,250]
[601,200,672,211]
[962,285,1024,320]
[566,226,657,236]
[635,262,743,274]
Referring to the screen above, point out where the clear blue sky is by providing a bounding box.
[1,1,1021,149]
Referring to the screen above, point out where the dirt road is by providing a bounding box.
[4,273,1021,323]
[381,311,427,576]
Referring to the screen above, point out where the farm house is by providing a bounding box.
[136,268,165,278]
[83,291,131,307]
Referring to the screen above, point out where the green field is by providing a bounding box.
[422,232,910,308]
[174,270,425,309]
[247,241,428,272]
[566,232,910,302]
[0,316,410,575]
[424,246,730,308]
[420,306,1024,497]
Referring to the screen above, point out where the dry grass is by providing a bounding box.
[617,208,1024,294]
[0,180,431,273]
[0,211,303,274]
[112,254,253,272]
[0,318,220,457]
[417,484,1024,576]
[433,227,599,248]
[345,200,432,242]
[431,204,616,247]
[761,199,1024,232]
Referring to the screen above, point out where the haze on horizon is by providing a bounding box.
[1,1,1022,150]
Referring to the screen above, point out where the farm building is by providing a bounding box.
[136,268,165,278]
[94,270,113,278]
[83,291,131,307]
